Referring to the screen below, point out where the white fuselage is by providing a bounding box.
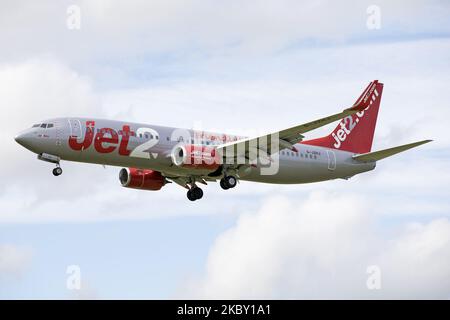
[15,117,376,184]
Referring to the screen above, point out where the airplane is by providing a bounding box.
[14,80,431,201]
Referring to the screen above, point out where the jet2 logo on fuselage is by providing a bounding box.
[68,121,138,156]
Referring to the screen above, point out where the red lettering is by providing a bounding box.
[68,121,95,151]
[118,125,134,156]
[94,128,118,153]
[69,122,137,156]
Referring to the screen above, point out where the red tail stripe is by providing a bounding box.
[301,81,383,154]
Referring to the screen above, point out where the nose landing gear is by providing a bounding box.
[37,153,63,176]
[52,166,63,176]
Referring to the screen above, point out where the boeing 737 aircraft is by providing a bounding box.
[15,80,431,201]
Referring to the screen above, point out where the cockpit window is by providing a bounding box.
[36,123,54,129]
[32,124,40,128]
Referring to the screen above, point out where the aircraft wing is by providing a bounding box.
[217,80,380,158]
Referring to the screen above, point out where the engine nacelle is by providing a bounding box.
[171,144,220,170]
[119,168,166,191]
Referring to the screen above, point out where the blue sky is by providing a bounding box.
[0,217,236,299]
[1,0,450,299]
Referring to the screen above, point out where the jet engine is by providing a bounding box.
[119,168,166,191]
[171,144,220,170]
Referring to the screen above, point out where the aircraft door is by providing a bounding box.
[327,150,336,171]
[68,119,83,139]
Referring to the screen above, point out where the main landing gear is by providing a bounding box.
[220,175,237,190]
[184,173,238,201]
[187,186,203,201]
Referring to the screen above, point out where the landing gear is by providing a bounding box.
[37,153,63,177]
[187,186,203,201]
[52,166,63,176]
[220,179,229,190]
[220,175,237,190]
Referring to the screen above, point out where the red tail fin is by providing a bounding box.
[302,80,383,154]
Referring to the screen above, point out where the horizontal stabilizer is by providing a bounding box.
[352,140,432,162]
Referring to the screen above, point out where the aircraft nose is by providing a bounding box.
[14,133,25,145]
[14,131,34,149]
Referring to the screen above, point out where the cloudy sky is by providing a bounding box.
[1,0,449,299]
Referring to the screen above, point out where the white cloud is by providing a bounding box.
[1,37,449,223]
[1,0,449,300]
[0,4,448,225]
[0,59,101,134]
[0,244,32,280]
[182,192,450,299]
[2,0,449,65]
[0,59,104,200]
[377,219,450,298]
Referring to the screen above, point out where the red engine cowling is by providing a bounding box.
[171,144,220,170]
[119,168,166,191]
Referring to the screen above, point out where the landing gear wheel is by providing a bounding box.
[187,187,203,201]
[224,175,237,188]
[187,189,196,201]
[192,187,203,200]
[220,179,229,190]
[52,167,63,176]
